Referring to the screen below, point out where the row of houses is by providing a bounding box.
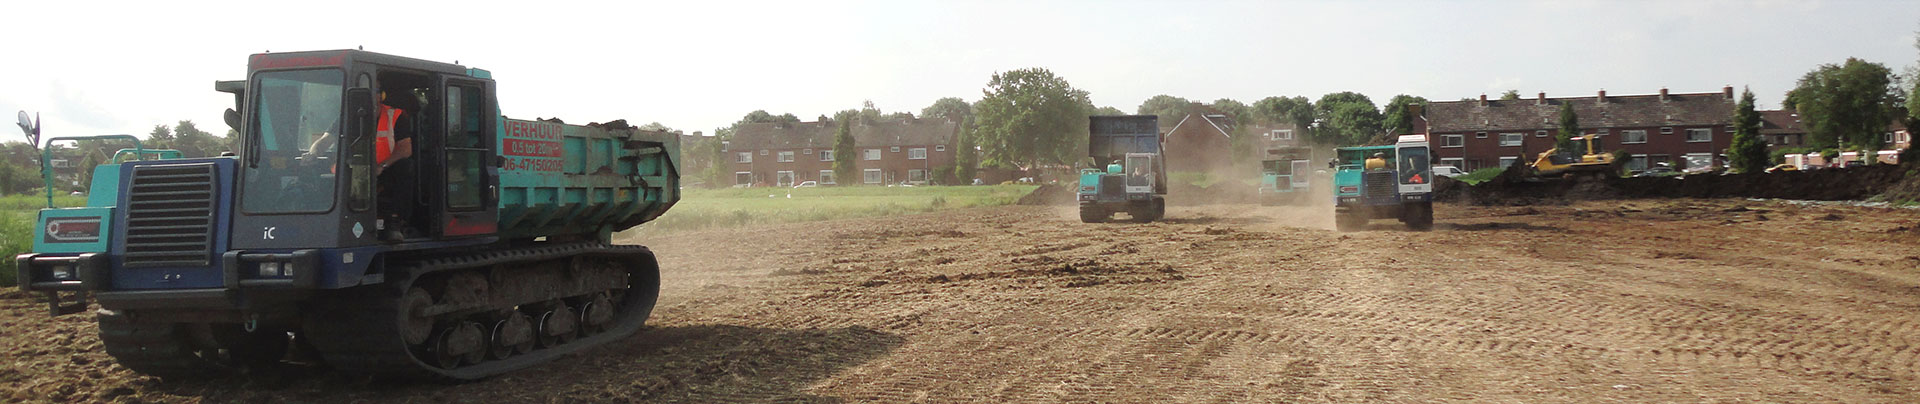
[1419,87,1910,172]
[724,118,959,187]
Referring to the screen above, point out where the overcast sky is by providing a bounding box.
[2,0,1916,143]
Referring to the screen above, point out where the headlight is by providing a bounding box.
[259,262,283,278]
[50,265,73,280]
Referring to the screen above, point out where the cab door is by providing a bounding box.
[434,78,498,237]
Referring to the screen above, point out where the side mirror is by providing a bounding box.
[223,108,241,132]
[16,110,33,138]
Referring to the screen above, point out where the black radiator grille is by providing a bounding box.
[1362,171,1398,205]
[1099,175,1126,200]
[123,163,216,267]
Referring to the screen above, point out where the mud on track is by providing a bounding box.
[5,199,1920,402]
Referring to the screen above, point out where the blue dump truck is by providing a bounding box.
[1078,115,1167,223]
[1258,146,1313,205]
[14,50,679,380]
[1332,135,1434,231]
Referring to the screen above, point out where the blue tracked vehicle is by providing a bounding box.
[15,50,679,380]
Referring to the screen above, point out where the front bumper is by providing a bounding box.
[15,253,107,292]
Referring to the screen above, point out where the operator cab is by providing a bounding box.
[232,50,499,252]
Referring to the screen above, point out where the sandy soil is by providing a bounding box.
[5,199,1920,403]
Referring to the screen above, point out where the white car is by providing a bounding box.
[1432,165,1466,178]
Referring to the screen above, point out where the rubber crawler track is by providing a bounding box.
[300,242,660,381]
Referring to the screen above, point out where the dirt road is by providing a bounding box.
[5,199,1919,402]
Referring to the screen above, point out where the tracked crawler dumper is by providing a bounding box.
[15,50,679,380]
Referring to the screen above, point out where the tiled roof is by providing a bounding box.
[727,118,959,151]
[1758,110,1804,135]
[1426,90,1734,133]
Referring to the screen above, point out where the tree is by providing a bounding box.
[1380,95,1430,136]
[832,109,858,185]
[1252,96,1316,141]
[1727,88,1769,174]
[1787,58,1899,150]
[972,68,1093,169]
[1556,101,1579,153]
[1499,90,1522,101]
[1136,94,1194,122]
[1092,106,1124,116]
[147,124,175,150]
[1314,92,1382,146]
[955,123,979,183]
[921,97,973,122]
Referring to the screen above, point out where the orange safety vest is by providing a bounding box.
[375,105,403,162]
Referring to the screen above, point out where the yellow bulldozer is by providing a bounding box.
[1530,134,1615,178]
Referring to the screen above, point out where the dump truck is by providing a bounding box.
[1530,134,1614,179]
[1078,115,1166,223]
[1258,146,1313,205]
[1332,135,1433,231]
[14,50,679,380]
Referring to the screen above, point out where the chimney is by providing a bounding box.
[1597,89,1607,104]
[1659,87,1669,102]
[1723,85,1734,100]
[1478,94,1488,107]
[1536,92,1546,105]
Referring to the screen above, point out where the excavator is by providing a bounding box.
[1530,134,1615,179]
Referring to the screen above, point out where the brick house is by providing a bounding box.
[1759,110,1809,153]
[725,118,959,186]
[1422,87,1736,173]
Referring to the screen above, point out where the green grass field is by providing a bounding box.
[635,184,1038,234]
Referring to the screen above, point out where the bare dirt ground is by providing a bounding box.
[6,199,1920,403]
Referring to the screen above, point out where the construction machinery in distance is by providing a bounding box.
[15,50,680,381]
[1079,115,1167,223]
[1257,146,1313,205]
[1530,134,1616,179]
[1332,135,1434,231]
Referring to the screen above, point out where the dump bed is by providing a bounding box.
[1088,115,1161,165]
[496,118,679,239]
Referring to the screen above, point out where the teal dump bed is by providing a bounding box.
[495,118,679,239]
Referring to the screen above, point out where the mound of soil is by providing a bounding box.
[1438,163,1914,205]
[1017,184,1074,205]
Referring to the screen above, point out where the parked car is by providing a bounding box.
[1432,165,1466,178]
[1634,165,1677,177]
[1765,164,1799,173]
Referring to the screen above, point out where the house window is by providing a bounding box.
[908,169,927,183]
[1272,129,1294,140]
[1476,131,1488,139]
[909,148,927,160]
[1500,133,1524,147]
[1684,153,1713,170]
[864,149,881,160]
[1498,156,1519,168]
[777,151,794,162]
[890,146,901,153]
[819,150,834,161]
[1535,130,1548,137]
[819,170,835,184]
[1621,130,1648,144]
[1686,128,1711,143]
[760,149,769,155]
[775,171,795,187]
[1626,154,1648,172]
[1441,134,1464,147]
[734,172,751,185]
[1884,132,1896,143]
[935,145,946,152]
[863,169,882,184]
[1660,127,1674,135]
[736,152,752,163]
[1440,157,1464,169]
[803,149,812,155]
